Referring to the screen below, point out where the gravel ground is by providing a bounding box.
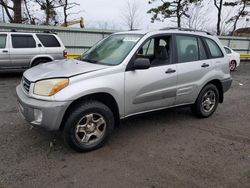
[0,63,250,188]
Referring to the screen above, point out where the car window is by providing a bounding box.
[136,36,171,66]
[0,35,6,49]
[205,38,223,58]
[176,35,199,63]
[138,39,154,56]
[81,34,142,65]
[198,38,208,60]
[11,35,36,48]
[36,34,61,47]
[224,47,232,54]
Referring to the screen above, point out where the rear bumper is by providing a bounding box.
[16,84,71,131]
[221,77,232,93]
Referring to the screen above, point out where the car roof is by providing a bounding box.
[0,31,56,35]
[115,28,214,38]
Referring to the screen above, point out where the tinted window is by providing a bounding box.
[0,35,6,48]
[36,34,61,47]
[12,35,36,48]
[205,38,223,58]
[176,35,199,63]
[198,38,208,60]
[224,47,232,54]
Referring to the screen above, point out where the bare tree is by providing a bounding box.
[0,0,22,23]
[35,0,64,25]
[213,0,224,35]
[224,0,249,35]
[59,0,80,26]
[182,1,211,30]
[121,0,141,30]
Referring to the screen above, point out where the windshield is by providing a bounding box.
[80,34,142,65]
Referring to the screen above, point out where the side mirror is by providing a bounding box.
[133,58,150,70]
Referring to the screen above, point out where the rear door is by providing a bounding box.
[36,34,64,59]
[10,34,40,68]
[174,34,214,105]
[125,35,178,116]
[0,34,10,68]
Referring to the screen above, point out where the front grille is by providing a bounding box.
[22,77,31,93]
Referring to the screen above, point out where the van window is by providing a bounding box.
[205,38,223,58]
[12,35,36,48]
[0,35,6,48]
[176,35,199,63]
[36,34,61,47]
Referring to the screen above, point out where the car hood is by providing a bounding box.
[23,59,110,82]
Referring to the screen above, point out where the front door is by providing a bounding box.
[125,35,177,116]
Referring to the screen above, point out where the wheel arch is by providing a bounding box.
[203,79,224,103]
[60,92,120,131]
[30,56,54,67]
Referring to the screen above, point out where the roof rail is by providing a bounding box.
[160,27,212,35]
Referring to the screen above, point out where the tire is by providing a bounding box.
[32,58,51,67]
[63,100,114,152]
[230,60,237,71]
[191,84,219,118]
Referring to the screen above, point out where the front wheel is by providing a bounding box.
[191,84,219,118]
[63,101,114,152]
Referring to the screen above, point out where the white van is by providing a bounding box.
[0,31,66,70]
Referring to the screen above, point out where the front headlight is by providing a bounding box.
[34,78,69,96]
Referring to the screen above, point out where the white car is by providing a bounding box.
[224,46,240,71]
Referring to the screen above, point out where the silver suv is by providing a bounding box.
[16,28,232,152]
[0,31,66,70]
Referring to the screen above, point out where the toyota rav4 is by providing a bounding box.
[16,28,232,152]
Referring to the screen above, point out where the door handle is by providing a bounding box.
[201,63,209,68]
[165,69,176,74]
[2,50,8,53]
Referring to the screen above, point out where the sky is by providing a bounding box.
[72,0,167,30]
[0,0,249,32]
[68,0,250,32]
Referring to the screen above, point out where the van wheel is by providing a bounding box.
[230,60,236,71]
[32,58,51,67]
[63,101,114,152]
[191,84,219,118]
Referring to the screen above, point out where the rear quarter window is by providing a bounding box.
[36,34,61,47]
[205,38,224,58]
[224,47,232,54]
[11,35,36,48]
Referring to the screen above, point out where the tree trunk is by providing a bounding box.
[177,0,181,27]
[231,1,247,35]
[13,0,22,23]
[0,0,14,22]
[63,0,68,26]
[215,0,223,35]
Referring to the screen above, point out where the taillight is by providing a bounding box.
[63,50,67,58]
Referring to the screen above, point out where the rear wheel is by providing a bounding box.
[230,60,237,71]
[191,84,219,118]
[63,101,114,152]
